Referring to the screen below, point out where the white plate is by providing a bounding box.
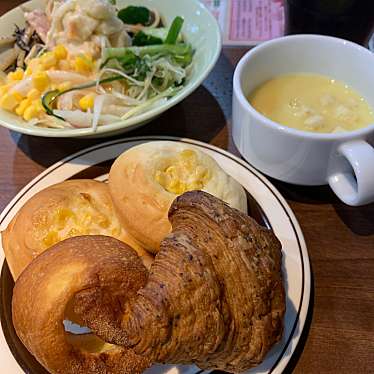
[0,137,310,374]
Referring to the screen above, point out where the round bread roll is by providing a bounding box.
[2,179,153,279]
[109,141,247,252]
[12,235,150,374]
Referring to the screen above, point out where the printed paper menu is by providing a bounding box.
[202,0,285,46]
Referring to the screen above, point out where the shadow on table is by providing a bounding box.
[270,180,338,205]
[333,201,374,236]
[223,143,337,206]
[10,85,226,167]
[270,179,374,236]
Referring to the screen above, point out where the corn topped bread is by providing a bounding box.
[109,141,247,252]
[2,179,153,279]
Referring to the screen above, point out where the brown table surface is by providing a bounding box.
[0,1,374,373]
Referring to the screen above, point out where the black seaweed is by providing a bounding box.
[13,25,43,53]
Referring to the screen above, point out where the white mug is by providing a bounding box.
[232,34,374,206]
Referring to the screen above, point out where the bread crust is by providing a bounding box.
[109,141,247,252]
[12,235,151,374]
[74,191,285,372]
[2,179,153,280]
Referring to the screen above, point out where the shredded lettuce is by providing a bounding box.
[103,43,193,68]
[121,86,180,120]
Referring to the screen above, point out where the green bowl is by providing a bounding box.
[0,0,221,138]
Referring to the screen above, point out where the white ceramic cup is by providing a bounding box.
[232,34,374,206]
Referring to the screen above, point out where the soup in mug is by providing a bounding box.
[248,73,374,133]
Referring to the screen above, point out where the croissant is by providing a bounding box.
[74,191,285,372]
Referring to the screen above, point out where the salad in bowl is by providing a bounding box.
[0,0,221,137]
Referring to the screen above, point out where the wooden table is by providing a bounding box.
[0,1,374,373]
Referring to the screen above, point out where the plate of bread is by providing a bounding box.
[0,137,310,374]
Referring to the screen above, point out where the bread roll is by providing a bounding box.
[12,235,150,374]
[109,141,247,252]
[2,179,153,279]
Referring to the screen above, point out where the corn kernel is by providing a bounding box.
[24,66,32,76]
[98,216,110,229]
[57,208,74,221]
[27,58,43,75]
[33,99,44,112]
[54,45,68,60]
[0,84,12,97]
[111,227,120,237]
[56,208,74,229]
[155,149,211,195]
[23,104,40,121]
[7,68,24,81]
[12,91,23,102]
[15,98,32,116]
[165,165,177,176]
[43,231,59,247]
[32,71,50,92]
[180,149,195,158]
[168,179,186,194]
[27,88,40,100]
[79,94,95,111]
[41,52,57,69]
[0,93,21,111]
[67,228,81,237]
[74,55,93,74]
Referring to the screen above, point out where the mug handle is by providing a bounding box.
[328,140,374,206]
